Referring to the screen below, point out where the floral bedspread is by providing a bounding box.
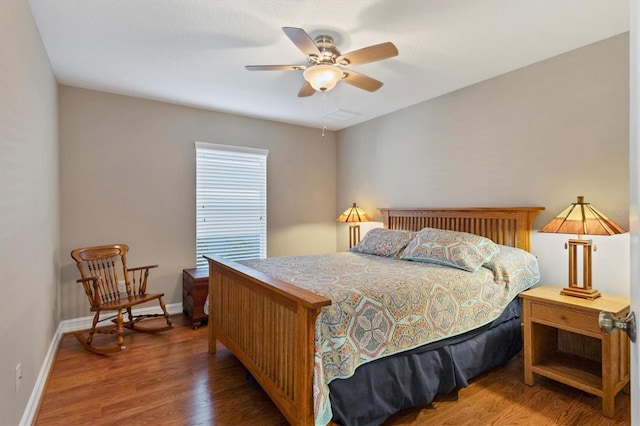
[240,251,538,425]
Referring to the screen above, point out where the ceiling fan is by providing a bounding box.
[245,27,398,97]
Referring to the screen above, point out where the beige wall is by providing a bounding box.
[0,1,59,424]
[58,86,337,320]
[336,33,630,294]
[2,4,630,420]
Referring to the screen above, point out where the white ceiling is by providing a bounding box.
[28,0,629,131]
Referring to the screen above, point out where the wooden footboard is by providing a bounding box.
[206,254,331,426]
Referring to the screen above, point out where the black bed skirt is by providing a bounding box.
[328,297,523,426]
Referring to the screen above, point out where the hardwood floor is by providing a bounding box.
[35,314,631,425]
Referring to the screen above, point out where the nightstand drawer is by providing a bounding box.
[531,303,600,335]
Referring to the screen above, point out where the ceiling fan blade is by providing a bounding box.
[336,42,398,66]
[342,70,384,92]
[282,27,321,59]
[298,81,315,97]
[245,65,307,71]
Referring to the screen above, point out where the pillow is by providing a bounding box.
[399,227,499,272]
[482,244,540,286]
[350,228,416,258]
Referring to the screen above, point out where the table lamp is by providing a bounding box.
[336,202,372,248]
[539,196,625,299]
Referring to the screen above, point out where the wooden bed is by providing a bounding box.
[205,206,544,425]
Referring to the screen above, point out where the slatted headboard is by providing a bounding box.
[379,207,544,252]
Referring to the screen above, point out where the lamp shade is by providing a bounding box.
[303,64,343,92]
[539,196,625,236]
[336,203,372,223]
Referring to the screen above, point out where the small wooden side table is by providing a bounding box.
[182,267,209,329]
[519,285,630,418]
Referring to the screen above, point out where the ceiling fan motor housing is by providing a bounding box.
[313,35,341,64]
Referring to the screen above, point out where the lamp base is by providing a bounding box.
[560,286,601,300]
[348,224,361,249]
[561,237,600,299]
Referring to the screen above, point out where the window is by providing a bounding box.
[195,142,267,268]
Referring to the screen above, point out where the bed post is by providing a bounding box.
[380,208,390,229]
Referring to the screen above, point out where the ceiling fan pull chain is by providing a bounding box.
[321,91,327,139]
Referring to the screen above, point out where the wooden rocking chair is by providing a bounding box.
[71,244,173,355]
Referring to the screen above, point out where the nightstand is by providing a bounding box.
[519,285,630,418]
[182,268,209,329]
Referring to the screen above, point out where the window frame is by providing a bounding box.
[195,141,268,268]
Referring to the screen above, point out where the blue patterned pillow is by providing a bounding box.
[351,228,416,258]
[399,227,499,272]
[482,244,540,286]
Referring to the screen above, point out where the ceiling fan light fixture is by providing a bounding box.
[303,64,343,92]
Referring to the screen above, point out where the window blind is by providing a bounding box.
[195,142,268,268]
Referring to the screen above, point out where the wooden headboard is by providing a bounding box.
[379,207,544,252]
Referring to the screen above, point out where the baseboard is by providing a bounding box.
[20,302,183,425]
[19,322,63,426]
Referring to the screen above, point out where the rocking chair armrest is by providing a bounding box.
[127,265,157,295]
[76,276,100,285]
[127,264,159,273]
[76,276,102,307]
